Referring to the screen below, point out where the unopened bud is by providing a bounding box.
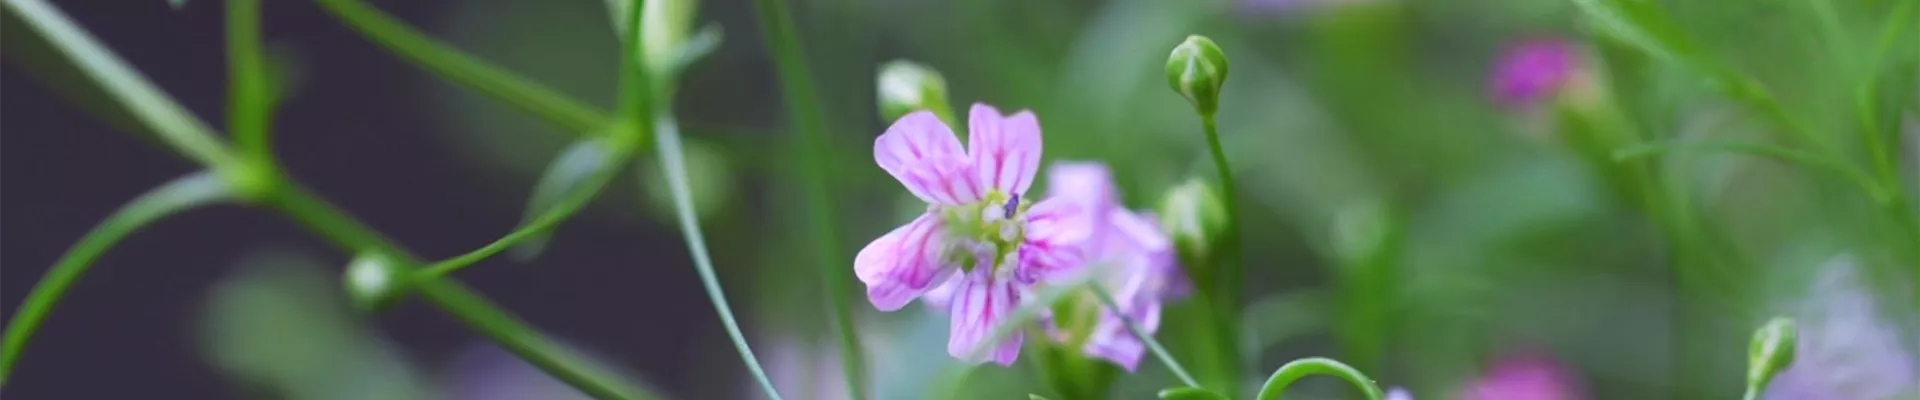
[877,60,953,123]
[343,252,409,311]
[1331,200,1395,266]
[1166,35,1229,116]
[1159,179,1228,262]
[1745,317,1798,396]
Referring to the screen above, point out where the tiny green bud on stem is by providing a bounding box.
[1166,35,1229,116]
[344,251,410,311]
[1159,179,1229,265]
[877,60,954,124]
[1743,317,1797,400]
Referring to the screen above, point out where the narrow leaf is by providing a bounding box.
[1,171,234,384]
[510,140,617,260]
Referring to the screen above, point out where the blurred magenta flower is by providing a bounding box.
[857,104,1096,365]
[1762,256,1918,400]
[1489,38,1580,108]
[1041,163,1189,371]
[1459,351,1586,400]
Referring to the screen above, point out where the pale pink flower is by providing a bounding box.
[1041,163,1188,371]
[857,104,1095,365]
[1459,351,1587,400]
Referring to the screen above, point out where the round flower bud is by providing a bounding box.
[343,252,409,311]
[1747,317,1798,394]
[1159,179,1229,262]
[1165,35,1230,116]
[876,60,953,123]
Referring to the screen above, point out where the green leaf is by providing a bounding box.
[2,171,234,384]
[510,140,620,260]
[1159,387,1230,400]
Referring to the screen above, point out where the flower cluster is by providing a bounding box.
[856,104,1186,367]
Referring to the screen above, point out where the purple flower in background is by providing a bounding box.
[1762,256,1918,400]
[1489,38,1580,108]
[1459,351,1587,400]
[1385,387,1415,400]
[1040,163,1189,371]
[857,104,1096,366]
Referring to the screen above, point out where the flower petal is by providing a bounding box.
[967,104,1043,196]
[876,111,981,204]
[1017,197,1097,284]
[855,213,953,311]
[1085,298,1158,371]
[946,270,1024,365]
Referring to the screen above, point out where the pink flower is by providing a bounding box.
[857,104,1095,366]
[1489,38,1580,108]
[1460,351,1587,400]
[1042,163,1189,371]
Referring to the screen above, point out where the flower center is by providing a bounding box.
[939,191,1031,274]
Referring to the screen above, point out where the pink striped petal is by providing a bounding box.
[946,270,1024,365]
[967,104,1043,196]
[877,111,982,205]
[855,213,953,311]
[1016,197,1096,284]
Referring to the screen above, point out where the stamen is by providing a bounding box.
[1003,193,1020,219]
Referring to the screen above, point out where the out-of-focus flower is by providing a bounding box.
[446,344,594,400]
[1489,38,1581,108]
[1385,387,1415,400]
[1041,163,1190,371]
[1458,351,1587,400]
[1762,256,1918,400]
[857,104,1096,366]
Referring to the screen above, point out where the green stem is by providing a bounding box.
[310,0,610,135]
[1613,140,1891,203]
[1198,113,1243,397]
[652,113,785,400]
[3,0,244,173]
[268,185,658,400]
[419,142,635,278]
[0,172,234,385]
[1254,357,1386,400]
[747,0,868,397]
[1089,285,1200,388]
[227,0,272,163]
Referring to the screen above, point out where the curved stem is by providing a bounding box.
[310,0,610,136]
[420,141,634,278]
[1255,357,1386,400]
[652,112,784,399]
[0,172,234,385]
[748,0,868,397]
[1088,285,1200,388]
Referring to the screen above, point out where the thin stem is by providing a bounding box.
[748,0,868,397]
[1088,285,1200,388]
[227,0,272,163]
[4,0,244,173]
[0,172,233,385]
[420,142,634,278]
[310,0,610,136]
[1197,113,1244,397]
[267,185,659,400]
[652,113,784,400]
[1255,357,1386,400]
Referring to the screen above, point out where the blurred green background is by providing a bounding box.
[2,0,1916,399]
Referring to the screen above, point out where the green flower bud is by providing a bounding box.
[1159,179,1229,262]
[1165,35,1229,116]
[1331,200,1395,266]
[1745,317,1797,397]
[876,60,953,123]
[606,0,696,71]
[343,252,409,311]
